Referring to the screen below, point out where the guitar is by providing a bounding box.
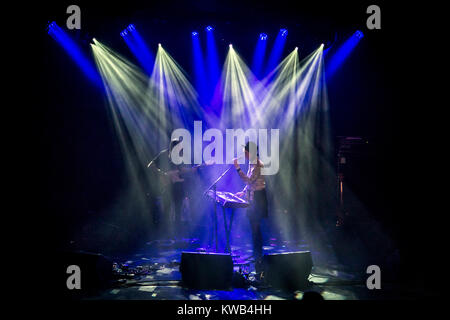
[151,160,214,190]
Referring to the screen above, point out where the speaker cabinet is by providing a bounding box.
[180,252,233,289]
[59,251,112,296]
[262,251,313,290]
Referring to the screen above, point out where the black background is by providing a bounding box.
[18,0,443,301]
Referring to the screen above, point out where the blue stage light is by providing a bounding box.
[47,21,101,86]
[264,29,288,76]
[46,21,56,33]
[326,30,364,79]
[192,30,208,105]
[252,33,269,79]
[120,24,155,75]
[206,25,220,105]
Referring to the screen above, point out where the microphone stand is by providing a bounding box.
[204,165,234,252]
[147,148,168,168]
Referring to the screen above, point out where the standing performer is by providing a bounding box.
[148,138,211,239]
[148,139,195,239]
[233,141,268,275]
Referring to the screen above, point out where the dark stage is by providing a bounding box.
[69,237,424,301]
[31,0,444,307]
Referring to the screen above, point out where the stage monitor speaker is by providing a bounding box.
[262,251,313,290]
[180,252,233,289]
[58,251,113,296]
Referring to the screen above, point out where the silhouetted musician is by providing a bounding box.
[147,139,202,239]
[233,141,268,275]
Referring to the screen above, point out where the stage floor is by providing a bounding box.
[80,238,429,300]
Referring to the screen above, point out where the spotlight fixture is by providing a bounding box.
[48,21,101,85]
[295,46,298,50]
[206,26,214,32]
[127,24,135,31]
[46,21,57,34]
[158,43,161,47]
[192,31,198,36]
[355,30,364,39]
[259,33,268,41]
[120,26,129,37]
[229,44,233,48]
[280,28,288,36]
[47,21,56,29]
